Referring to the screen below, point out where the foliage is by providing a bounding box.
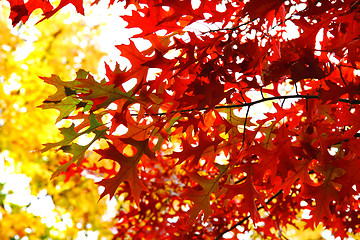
[0,4,112,239]
[5,0,360,239]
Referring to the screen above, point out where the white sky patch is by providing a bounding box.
[223,231,234,239]
[0,152,72,231]
[112,124,128,136]
[321,229,354,240]
[101,196,119,222]
[76,230,100,240]
[3,73,22,94]
[27,190,58,226]
[0,152,33,207]
[301,209,312,219]
[315,28,324,56]
[84,1,139,75]
[282,20,300,40]
[14,41,35,61]
[1,173,33,206]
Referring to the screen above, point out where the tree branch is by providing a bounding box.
[215,171,318,239]
[205,19,257,33]
[338,66,347,87]
[205,14,294,34]
[131,94,360,116]
[242,106,250,143]
[215,190,284,240]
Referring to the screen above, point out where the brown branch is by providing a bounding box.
[206,19,257,33]
[215,190,284,240]
[130,94,360,116]
[205,14,294,34]
[242,106,250,144]
[215,169,318,240]
[338,66,347,87]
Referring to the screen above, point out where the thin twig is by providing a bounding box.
[239,91,247,103]
[130,94,360,116]
[215,190,284,240]
[295,83,299,95]
[207,19,257,33]
[242,106,250,143]
[260,88,265,99]
[338,66,348,87]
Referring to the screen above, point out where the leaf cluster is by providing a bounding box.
[7,0,360,239]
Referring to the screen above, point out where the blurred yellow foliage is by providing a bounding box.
[0,3,112,239]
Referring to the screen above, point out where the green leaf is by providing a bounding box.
[41,113,105,152]
[39,74,82,102]
[76,73,136,110]
[51,128,106,179]
[39,96,80,123]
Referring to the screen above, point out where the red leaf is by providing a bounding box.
[96,139,154,205]
[170,129,223,169]
[242,0,285,21]
[224,164,267,222]
[39,0,84,23]
[182,172,218,222]
[302,182,339,224]
[7,0,53,25]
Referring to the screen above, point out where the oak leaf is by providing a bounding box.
[96,138,155,205]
